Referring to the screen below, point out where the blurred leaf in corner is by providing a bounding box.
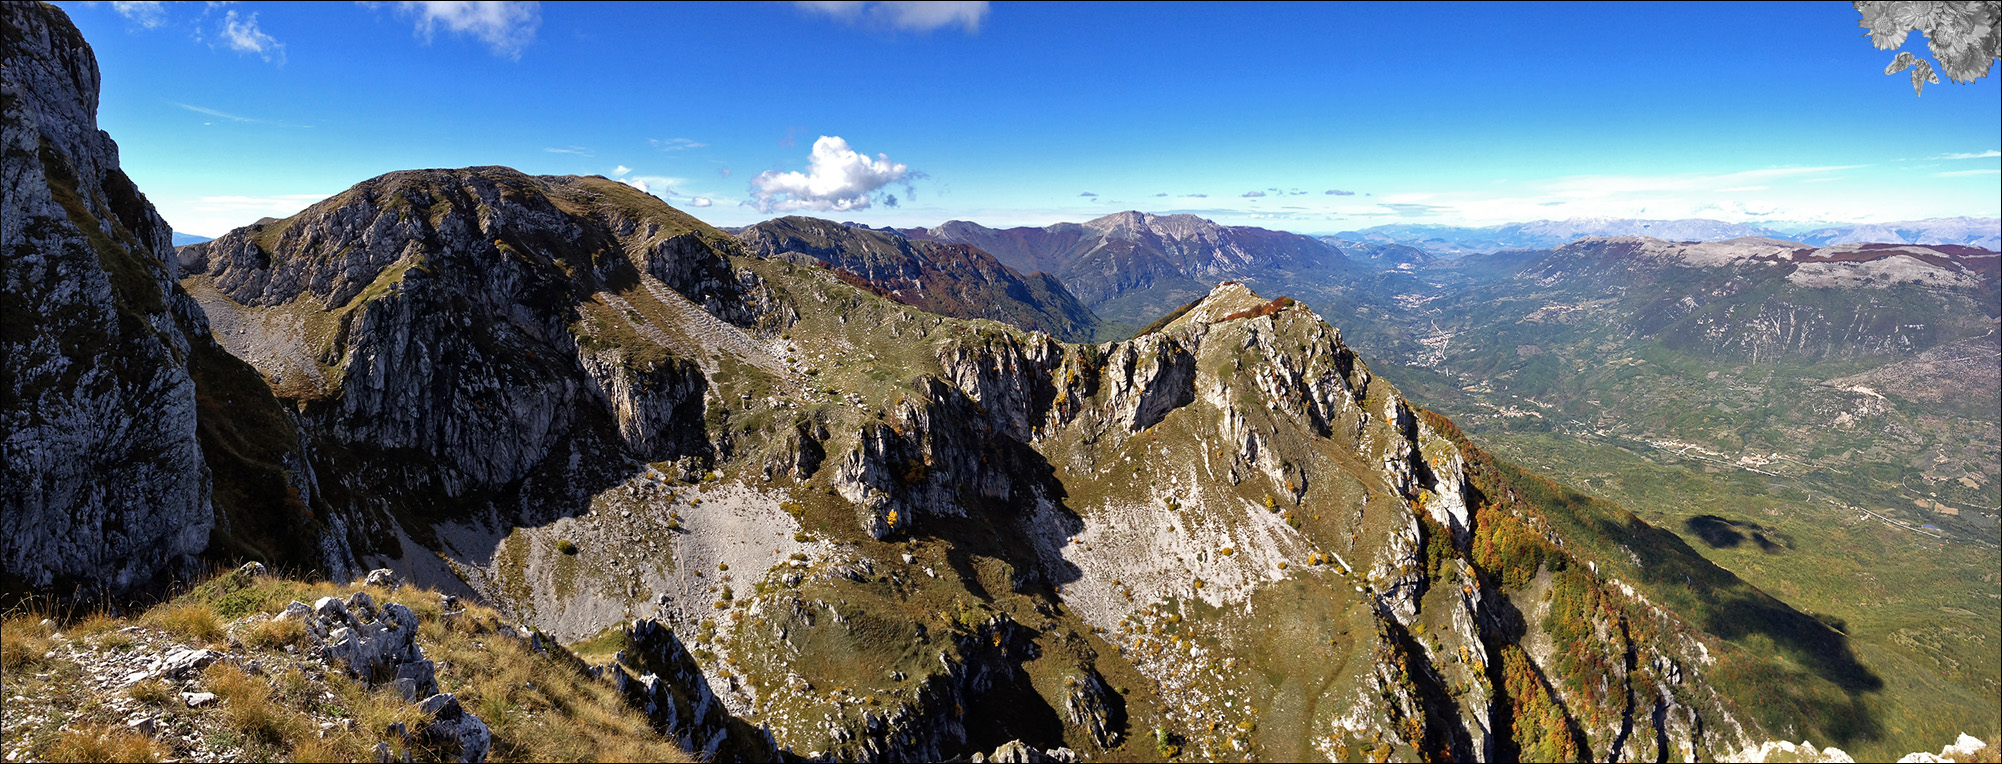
[1855,0,2001,95]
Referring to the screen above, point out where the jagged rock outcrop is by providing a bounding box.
[601,619,772,760]
[409,692,493,764]
[302,591,441,701]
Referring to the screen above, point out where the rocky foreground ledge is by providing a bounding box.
[0,564,1088,763]
[0,564,665,763]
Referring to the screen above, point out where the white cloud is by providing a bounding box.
[688,198,713,207]
[391,1,540,59]
[750,135,915,213]
[797,1,988,33]
[651,138,706,151]
[1242,191,1266,198]
[1936,168,2001,177]
[112,1,167,28]
[161,193,332,237]
[617,175,686,197]
[544,146,591,155]
[1934,149,2001,159]
[222,10,284,62]
[612,165,631,177]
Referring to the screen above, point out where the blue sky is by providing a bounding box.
[57,1,2002,237]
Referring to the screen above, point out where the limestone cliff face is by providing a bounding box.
[1,2,212,592]
[3,2,338,592]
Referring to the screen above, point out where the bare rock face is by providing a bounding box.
[178,168,748,516]
[1,2,212,593]
[577,349,708,461]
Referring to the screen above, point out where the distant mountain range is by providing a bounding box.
[170,231,211,246]
[1336,217,2001,256]
[1790,217,2001,250]
[895,211,1356,325]
[736,216,1108,342]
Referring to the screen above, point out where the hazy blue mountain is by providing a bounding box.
[1789,217,2000,250]
[1338,218,1794,256]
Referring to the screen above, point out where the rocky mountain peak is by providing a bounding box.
[1082,210,1227,242]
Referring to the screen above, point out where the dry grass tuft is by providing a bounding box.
[241,617,307,650]
[127,678,173,706]
[204,662,302,745]
[148,603,224,644]
[43,723,164,763]
[70,612,122,637]
[1,615,52,671]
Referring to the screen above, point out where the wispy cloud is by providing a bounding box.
[612,165,631,176]
[651,137,706,151]
[544,146,592,156]
[1934,149,2001,160]
[797,1,989,33]
[1078,192,1098,198]
[688,198,713,207]
[1325,189,1354,196]
[1185,193,1207,198]
[1717,185,1768,192]
[112,1,167,28]
[1544,165,1866,198]
[387,1,541,59]
[749,135,917,213]
[174,102,257,123]
[221,10,284,63]
[1936,168,2001,177]
[171,101,308,128]
[1153,193,1168,197]
[1380,203,1455,217]
[1241,191,1266,198]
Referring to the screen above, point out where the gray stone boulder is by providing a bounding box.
[416,693,491,764]
[364,568,401,590]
